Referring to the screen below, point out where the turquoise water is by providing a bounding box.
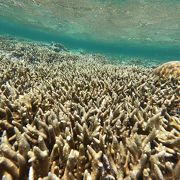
[0,0,180,63]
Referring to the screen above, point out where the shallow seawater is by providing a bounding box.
[0,0,180,63]
[0,1,180,180]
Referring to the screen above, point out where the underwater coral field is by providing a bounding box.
[0,36,179,179]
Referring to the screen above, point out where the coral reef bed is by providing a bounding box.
[0,36,180,180]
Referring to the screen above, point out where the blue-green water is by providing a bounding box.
[0,0,180,63]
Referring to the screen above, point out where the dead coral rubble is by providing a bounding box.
[0,39,180,180]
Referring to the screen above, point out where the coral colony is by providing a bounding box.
[0,36,180,179]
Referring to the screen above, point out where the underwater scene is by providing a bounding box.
[0,0,180,179]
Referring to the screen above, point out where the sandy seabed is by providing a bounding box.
[0,36,179,180]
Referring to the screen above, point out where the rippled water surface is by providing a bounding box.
[0,0,180,62]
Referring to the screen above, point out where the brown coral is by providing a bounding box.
[154,61,180,79]
[0,36,180,180]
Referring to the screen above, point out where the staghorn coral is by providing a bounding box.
[0,36,180,180]
[154,61,180,80]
